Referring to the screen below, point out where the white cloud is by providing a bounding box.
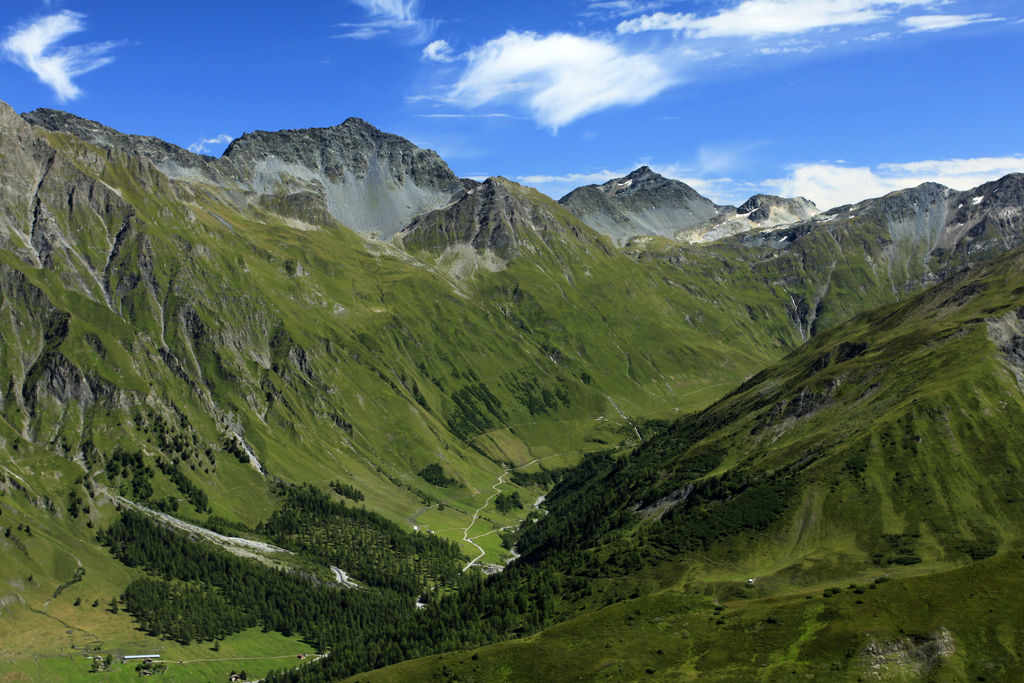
[421,1,1010,131]
[766,156,1024,209]
[350,0,417,21]
[188,134,234,155]
[516,169,628,200]
[901,13,1003,32]
[446,31,676,130]
[337,0,435,41]
[337,26,391,40]
[617,0,935,38]
[759,42,824,54]
[417,113,514,119]
[2,11,117,101]
[519,170,623,186]
[423,39,455,62]
[586,1,667,18]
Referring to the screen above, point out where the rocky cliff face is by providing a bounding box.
[559,166,724,245]
[218,118,466,238]
[21,109,465,239]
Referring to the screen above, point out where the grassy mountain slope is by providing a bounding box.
[4,97,1024,681]
[357,246,1024,681]
[0,101,812,676]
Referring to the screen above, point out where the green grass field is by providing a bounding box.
[0,628,313,682]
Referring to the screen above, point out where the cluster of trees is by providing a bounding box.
[445,383,506,439]
[259,483,463,595]
[509,465,567,488]
[132,405,215,469]
[328,480,364,502]
[417,464,458,488]
[121,576,253,643]
[221,436,249,465]
[100,509,410,651]
[507,373,571,416]
[156,459,210,512]
[655,474,794,553]
[105,448,155,500]
[66,487,87,519]
[494,491,523,514]
[103,444,211,514]
[100,508,577,679]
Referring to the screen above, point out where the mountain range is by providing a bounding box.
[1,98,1023,681]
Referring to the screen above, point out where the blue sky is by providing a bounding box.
[2,0,1023,209]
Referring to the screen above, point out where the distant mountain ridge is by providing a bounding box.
[22,108,466,239]
[558,166,819,245]
[740,174,1024,279]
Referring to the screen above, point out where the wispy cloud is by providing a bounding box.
[422,39,455,62]
[901,13,1003,32]
[585,1,667,18]
[417,113,515,119]
[445,31,676,130]
[2,10,118,101]
[616,0,941,38]
[336,0,435,42]
[518,169,623,186]
[765,156,1024,208]
[188,134,234,155]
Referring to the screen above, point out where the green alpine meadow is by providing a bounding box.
[1,98,1023,681]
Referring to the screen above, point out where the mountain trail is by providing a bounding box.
[460,452,578,572]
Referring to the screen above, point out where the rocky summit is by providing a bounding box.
[558,166,724,244]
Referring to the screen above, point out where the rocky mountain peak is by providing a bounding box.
[625,165,658,180]
[559,167,721,244]
[397,175,590,262]
[735,194,819,224]
[207,118,464,237]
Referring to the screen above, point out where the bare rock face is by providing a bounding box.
[559,166,724,245]
[735,194,819,224]
[683,193,819,243]
[22,109,465,239]
[219,118,466,238]
[860,628,955,680]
